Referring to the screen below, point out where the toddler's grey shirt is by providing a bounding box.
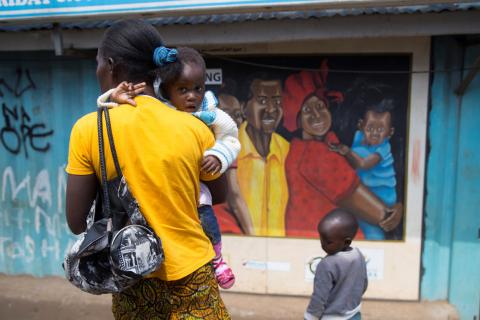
[306,247,368,318]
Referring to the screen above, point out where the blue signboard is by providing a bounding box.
[1,0,329,21]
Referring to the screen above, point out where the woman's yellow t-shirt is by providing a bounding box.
[66,95,219,281]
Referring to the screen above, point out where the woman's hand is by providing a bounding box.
[201,155,221,175]
[110,81,146,106]
[379,203,403,232]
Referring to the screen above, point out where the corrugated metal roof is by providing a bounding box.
[1,2,480,32]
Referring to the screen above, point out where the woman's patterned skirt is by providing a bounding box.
[112,263,231,319]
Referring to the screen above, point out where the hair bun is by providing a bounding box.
[153,46,177,66]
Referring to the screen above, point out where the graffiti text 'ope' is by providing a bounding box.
[1,104,54,158]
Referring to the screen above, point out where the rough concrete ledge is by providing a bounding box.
[0,274,459,320]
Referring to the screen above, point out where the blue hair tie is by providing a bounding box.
[153,46,177,66]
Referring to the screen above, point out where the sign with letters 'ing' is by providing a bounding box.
[206,69,222,85]
[0,0,339,21]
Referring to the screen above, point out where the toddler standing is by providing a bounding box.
[305,208,368,320]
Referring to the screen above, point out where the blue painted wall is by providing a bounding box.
[0,52,98,276]
[422,37,480,319]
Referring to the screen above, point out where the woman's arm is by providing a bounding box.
[226,169,254,235]
[65,174,97,234]
[338,184,403,232]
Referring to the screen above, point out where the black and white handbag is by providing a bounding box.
[63,106,164,295]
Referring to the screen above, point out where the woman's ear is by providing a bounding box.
[344,237,352,247]
[108,57,115,73]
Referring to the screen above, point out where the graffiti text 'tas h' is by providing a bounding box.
[1,104,54,158]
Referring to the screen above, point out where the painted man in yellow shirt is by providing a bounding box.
[236,77,290,237]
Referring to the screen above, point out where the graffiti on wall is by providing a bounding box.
[208,55,410,241]
[0,65,78,276]
[0,68,54,158]
[1,104,55,158]
[0,68,36,98]
[0,165,71,262]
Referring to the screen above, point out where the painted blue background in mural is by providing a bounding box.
[0,53,97,276]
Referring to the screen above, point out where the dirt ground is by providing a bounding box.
[0,274,459,320]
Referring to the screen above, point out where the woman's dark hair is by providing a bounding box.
[99,19,164,85]
[157,47,206,99]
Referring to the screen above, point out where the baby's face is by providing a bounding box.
[167,63,205,113]
[361,111,393,146]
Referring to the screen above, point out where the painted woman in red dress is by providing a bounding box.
[283,62,402,238]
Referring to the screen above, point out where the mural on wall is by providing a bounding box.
[208,54,410,240]
[0,53,409,279]
[0,59,97,276]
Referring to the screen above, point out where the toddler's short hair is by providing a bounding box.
[318,208,358,239]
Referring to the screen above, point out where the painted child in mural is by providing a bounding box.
[282,61,403,238]
[97,47,238,289]
[329,99,397,240]
[304,208,367,320]
[214,74,290,237]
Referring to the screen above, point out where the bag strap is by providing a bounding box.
[97,106,124,220]
[103,106,123,177]
[98,105,154,230]
[97,107,111,219]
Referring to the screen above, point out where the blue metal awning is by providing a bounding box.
[1,2,479,32]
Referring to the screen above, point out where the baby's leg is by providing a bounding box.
[198,205,222,256]
[198,205,235,289]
